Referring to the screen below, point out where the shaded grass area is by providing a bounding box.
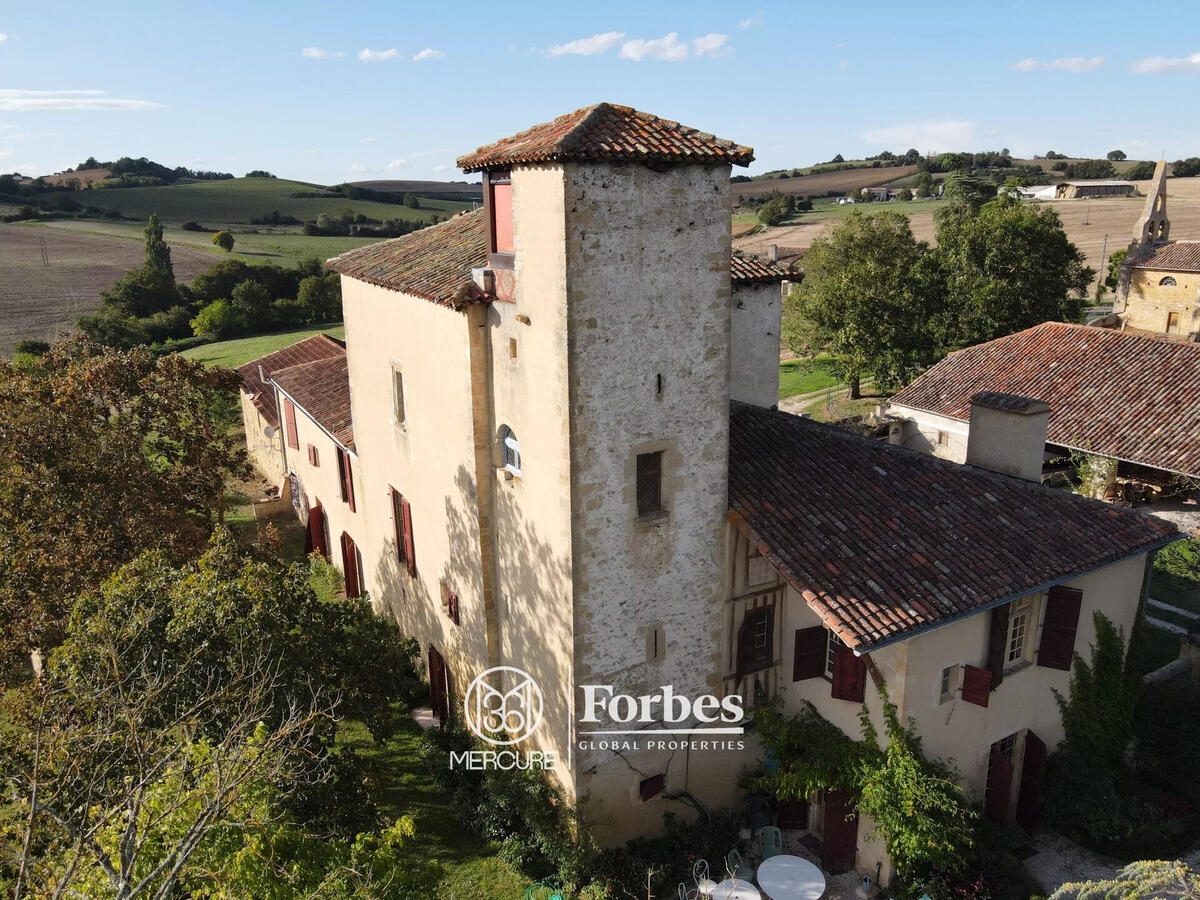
[1152,537,1200,614]
[778,355,843,398]
[182,324,345,368]
[338,717,528,900]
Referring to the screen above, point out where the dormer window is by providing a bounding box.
[487,170,514,257]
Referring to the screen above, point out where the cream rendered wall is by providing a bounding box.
[1123,267,1200,334]
[897,554,1148,799]
[562,161,734,843]
[338,279,493,718]
[889,405,969,463]
[278,392,361,574]
[241,390,285,484]
[730,282,783,408]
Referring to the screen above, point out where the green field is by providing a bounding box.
[182,324,345,368]
[52,177,474,226]
[43,218,379,266]
[778,356,844,398]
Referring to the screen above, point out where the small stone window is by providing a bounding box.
[939,664,960,704]
[392,366,406,426]
[499,425,521,477]
[1159,276,1177,287]
[636,451,664,517]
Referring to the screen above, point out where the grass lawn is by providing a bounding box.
[1152,537,1200,614]
[182,324,345,368]
[778,356,843,398]
[776,197,941,228]
[338,717,528,900]
[802,390,888,424]
[52,177,473,226]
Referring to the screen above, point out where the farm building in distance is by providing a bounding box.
[234,103,1180,886]
[1054,179,1134,199]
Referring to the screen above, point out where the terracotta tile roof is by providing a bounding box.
[236,334,345,427]
[270,351,354,449]
[456,103,754,172]
[731,254,791,284]
[326,210,491,310]
[728,403,1176,651]
[329,208,783,301]
[1126,240,1200,272]
[891,322,1200,477]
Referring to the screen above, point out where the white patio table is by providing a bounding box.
[755,854,825,900]
[713,877,761,900]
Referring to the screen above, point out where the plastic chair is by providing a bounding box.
[523,882,565,900]
[726,847,754,880]
[694,858,718,896]
[758,825,783,860]
[678,884,700,900]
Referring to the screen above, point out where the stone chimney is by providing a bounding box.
[965,392,1050,483]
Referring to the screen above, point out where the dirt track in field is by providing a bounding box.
[0,224,214,356]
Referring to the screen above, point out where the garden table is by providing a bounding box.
[713,877,761,900]
[755,855,825,900]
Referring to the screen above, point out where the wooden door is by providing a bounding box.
[821,789,858,873]
[985,747,1013,822]
[305,504,328,557]
[428,646,449,725]
[1015,732,1047,830]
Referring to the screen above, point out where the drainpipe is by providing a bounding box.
[466,299,503,672]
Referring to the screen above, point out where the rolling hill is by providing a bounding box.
[733,165,919,200]
[53,177,475,225]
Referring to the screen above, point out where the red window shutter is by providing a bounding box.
[987,604,1009,690]
[340,532,361,598]
[401,496,416,576]
[793,626,826,681]
[1015,731,1047,830]
[284,399,299,449]
[1037,586,1082,670]
[447,592,459,626]
[490,178,514,253]
[337,448,356,512]
[961,664,991,707]
[830,645,865,702]
[306,504,328,558]
[984,748,1013,822]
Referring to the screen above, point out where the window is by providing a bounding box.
[392,367,406,426]
[825,631,844,678]
[390,487,416,576]
[509,338,518,360]
[936,430,949,447]
[737,605,774,674]
[1006,597,1034,667]
[488,171,514,255]
[496,425,520,477]
[1160,276,1177,287]
[636,451,664,517]
[336,447,356,512]
[306,444,319,466]
[939,665,960,704]
[1167,311,1181,333]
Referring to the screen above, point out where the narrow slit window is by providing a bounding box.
[636,451,664,517]
[392,367,406,426]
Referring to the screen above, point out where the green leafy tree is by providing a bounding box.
[1107,149,1128,161]
[190,297,243,339]
[933,172,997,232]
[229,279,274,330]
[1172,158,1200,178]
[92,214,181,321]
[787,210,945,396]
[403,192,421,209]
[898,188,913,201]
[936,193,1093,346]
[1105,248,1128,291]
[0,337,246,673]
[1065,159,1116,179]
[1050,860,1200,899]
[297,272,343,323]
[212,229,235,252]
[1127,160,1157,180]
[757,195,789,226]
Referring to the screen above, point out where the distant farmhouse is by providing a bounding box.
[1054,179,1134,199]
[1115,161,1200,338]
[236,104,1179,885]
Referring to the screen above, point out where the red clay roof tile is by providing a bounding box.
[456,103,754,172]
[891,322,1200,477]
[236,333,345,426]
[1127,240,1200,272]
[270,351,354,449]
[729,403,1176,650]
[731,254,791,284]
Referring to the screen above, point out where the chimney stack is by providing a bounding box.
[965,392,1050,483]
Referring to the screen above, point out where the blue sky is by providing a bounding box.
[1,0,1198,184]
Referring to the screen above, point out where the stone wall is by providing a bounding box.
[1122,266,1200,334]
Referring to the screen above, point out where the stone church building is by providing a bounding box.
[238,104,1179,883]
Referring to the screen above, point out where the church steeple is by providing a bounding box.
[1132,160,1170,246]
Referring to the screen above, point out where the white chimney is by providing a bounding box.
[965,392,1050,483]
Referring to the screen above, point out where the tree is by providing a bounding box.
[936,193,1093,347]
[757,195,789,226]
[212,229,235,252]
[0,337,247,673]
[230,279,273,330]
[93,215,181,321]
[403,192,421,209]
[1105,248,1128,292]
[1173,158,1200,178]
[1107,149,1128,161]
[190,297,243,339]
[1065,159,1115,179]
[1050,860,1200,899]
[297,272,343,322]
[898,188,913,201]
[933,171,997,232]
[1127,160,1157,180]
[786,210,944,397]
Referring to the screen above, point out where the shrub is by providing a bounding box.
[1126,161,1157,180]
[180,220,206,231]
[14,339,50,357]
[757,195,789,226]
[1172,158,1200,178]
[212,229,235,252]
[190,298,243,339]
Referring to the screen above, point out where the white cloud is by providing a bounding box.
[737,12,763,29]
[1129,51,1200,75]
[412,47,444,62]
[348,163,367,173]
[358,48,399,62]
[0,33,8,44]
[301,47,329,58]
[548,31,625,57]
[387,159,407,169]
[1010,56,1104,72]
[692,33,731,58]
[361,137,376,143]
[620,33,690,62]
[0,89,160,111]
[861,120,979,150]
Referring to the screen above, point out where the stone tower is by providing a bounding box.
[1132,160,1170,247]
